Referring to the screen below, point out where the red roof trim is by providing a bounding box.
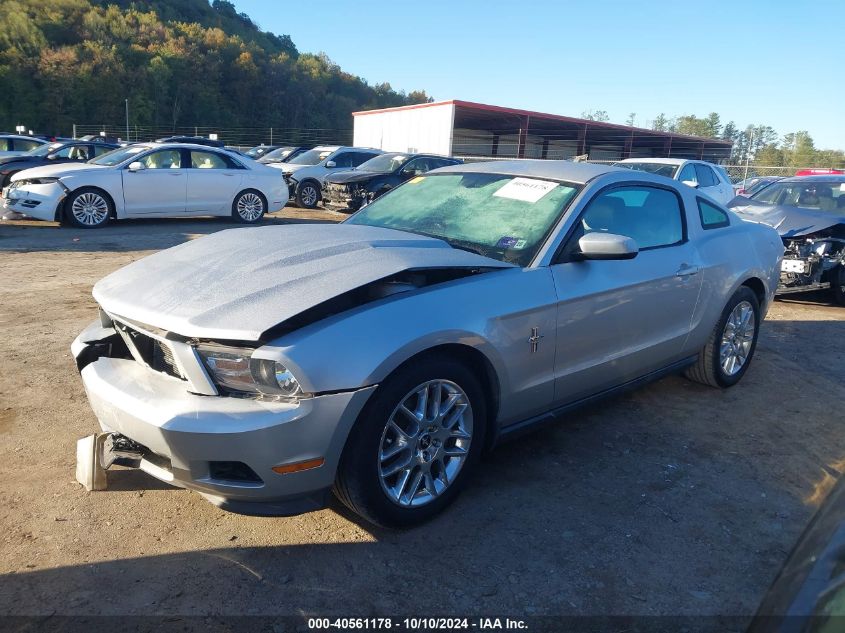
[353,99,732,146]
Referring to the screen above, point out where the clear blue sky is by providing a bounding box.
[233,0,844,150]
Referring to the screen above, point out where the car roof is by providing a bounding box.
[779,175,845,183]
[0,134,45,141]
[432,159,621,184]
[617,158,689,165]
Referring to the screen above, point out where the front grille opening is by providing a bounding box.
[120,325,184,380]
[209,461,263,484]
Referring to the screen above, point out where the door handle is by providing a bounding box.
[223,173,236,177]
[168,172,183,176]
[676,264,700,277]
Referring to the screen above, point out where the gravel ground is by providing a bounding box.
[0,210,843,621]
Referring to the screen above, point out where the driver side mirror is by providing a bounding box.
[127,161,145,172]
[325,160,337,168]
[576,232,639,260]
[46,154,57,160]
[681,180,700,189]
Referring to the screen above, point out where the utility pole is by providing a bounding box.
[743,128,754,184]
[125,99,130,141]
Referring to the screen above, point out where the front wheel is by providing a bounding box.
[831,266,845,306]
[232,189,266,223]
[685,286,760,388]
[333,357,487,528]
[64,188,112,228]
[295,181,320,209]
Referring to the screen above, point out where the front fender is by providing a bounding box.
[254,267,559,423]
[65,172,126,217]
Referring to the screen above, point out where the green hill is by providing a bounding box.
[0,0,431,139]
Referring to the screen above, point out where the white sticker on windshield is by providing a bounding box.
[493,177,558,203]
[840,183,845,192]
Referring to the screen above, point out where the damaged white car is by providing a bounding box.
[73,161,783,527]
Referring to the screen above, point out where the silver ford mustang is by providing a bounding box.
[72,161,783,527]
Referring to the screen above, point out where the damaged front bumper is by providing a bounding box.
[72,322,376,516]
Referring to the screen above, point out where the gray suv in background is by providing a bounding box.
[268,145,383,208]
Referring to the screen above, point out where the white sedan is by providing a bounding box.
[0,143,289,228]
[615,158,735,205]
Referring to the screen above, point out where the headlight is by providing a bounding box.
[18,177,60,185]
[196,344,305,400]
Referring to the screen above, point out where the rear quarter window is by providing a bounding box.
[697,198,730,229]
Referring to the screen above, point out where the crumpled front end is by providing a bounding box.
[71,313,376,516]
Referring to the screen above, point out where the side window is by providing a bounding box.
[190,150,228,169]
[350,152,377,168]
[0,139,9,151]
[694,164,717,187]
[678,164,697,184]
[402,158,430,174]
[139,150,182,169]
[14,139,42,152]
[92,145,114,157]
[578,186,684,250]
[698,198,730,229]
[331,152,355,168]
[68,145,89,160]
[51,146,75,159]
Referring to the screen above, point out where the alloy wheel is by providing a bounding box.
[300,185,318,206]
[71,192,109,226]
[236,192,264,221]
[378,380,473,507]
[719,300,755,376]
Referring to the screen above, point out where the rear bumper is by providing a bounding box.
[76,345,375,515]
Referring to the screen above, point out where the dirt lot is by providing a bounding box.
[1,210,844,622]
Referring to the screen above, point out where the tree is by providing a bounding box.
[625,112,636,127]
[581,109,609,122]
[782,131,816,168]
[652,113,669,132]
[704,112,721,138]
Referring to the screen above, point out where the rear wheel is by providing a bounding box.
[296,181,320,209]
[333,356,486,528]
[831,266,845,306]
[685,286,760,388]
[232,189,266,223]
[64,188,112,228]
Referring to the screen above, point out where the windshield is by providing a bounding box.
[288,148,333,166]
[260,147,295,162]
[751,180,845,213]
[616,162,679,178]
[347,173,580,266]
[245,145,274,158]
[357,153,408,173]
[745,178,779,196]
[26,143,62,157]
[89,145,148,166]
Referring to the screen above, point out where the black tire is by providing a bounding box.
[333,356,487,528]
[0,170,19,189]
[63,187,113,229]
[295,181,321,209]
[685,285,761,388]
[231,189,267,224]
[831,266,845,306]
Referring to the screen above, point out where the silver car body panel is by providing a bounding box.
[93,224,514,341]
[74,159,783,513]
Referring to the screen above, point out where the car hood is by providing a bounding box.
[93,224,514,341]
[325,170,384,185]
[10,162,107,181]
[269,162,309,174]
[729,198,845,237]
[0,155,31,167]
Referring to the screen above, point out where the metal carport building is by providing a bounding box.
[353,100,733,162]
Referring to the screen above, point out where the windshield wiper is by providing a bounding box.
[444,239,487,257]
